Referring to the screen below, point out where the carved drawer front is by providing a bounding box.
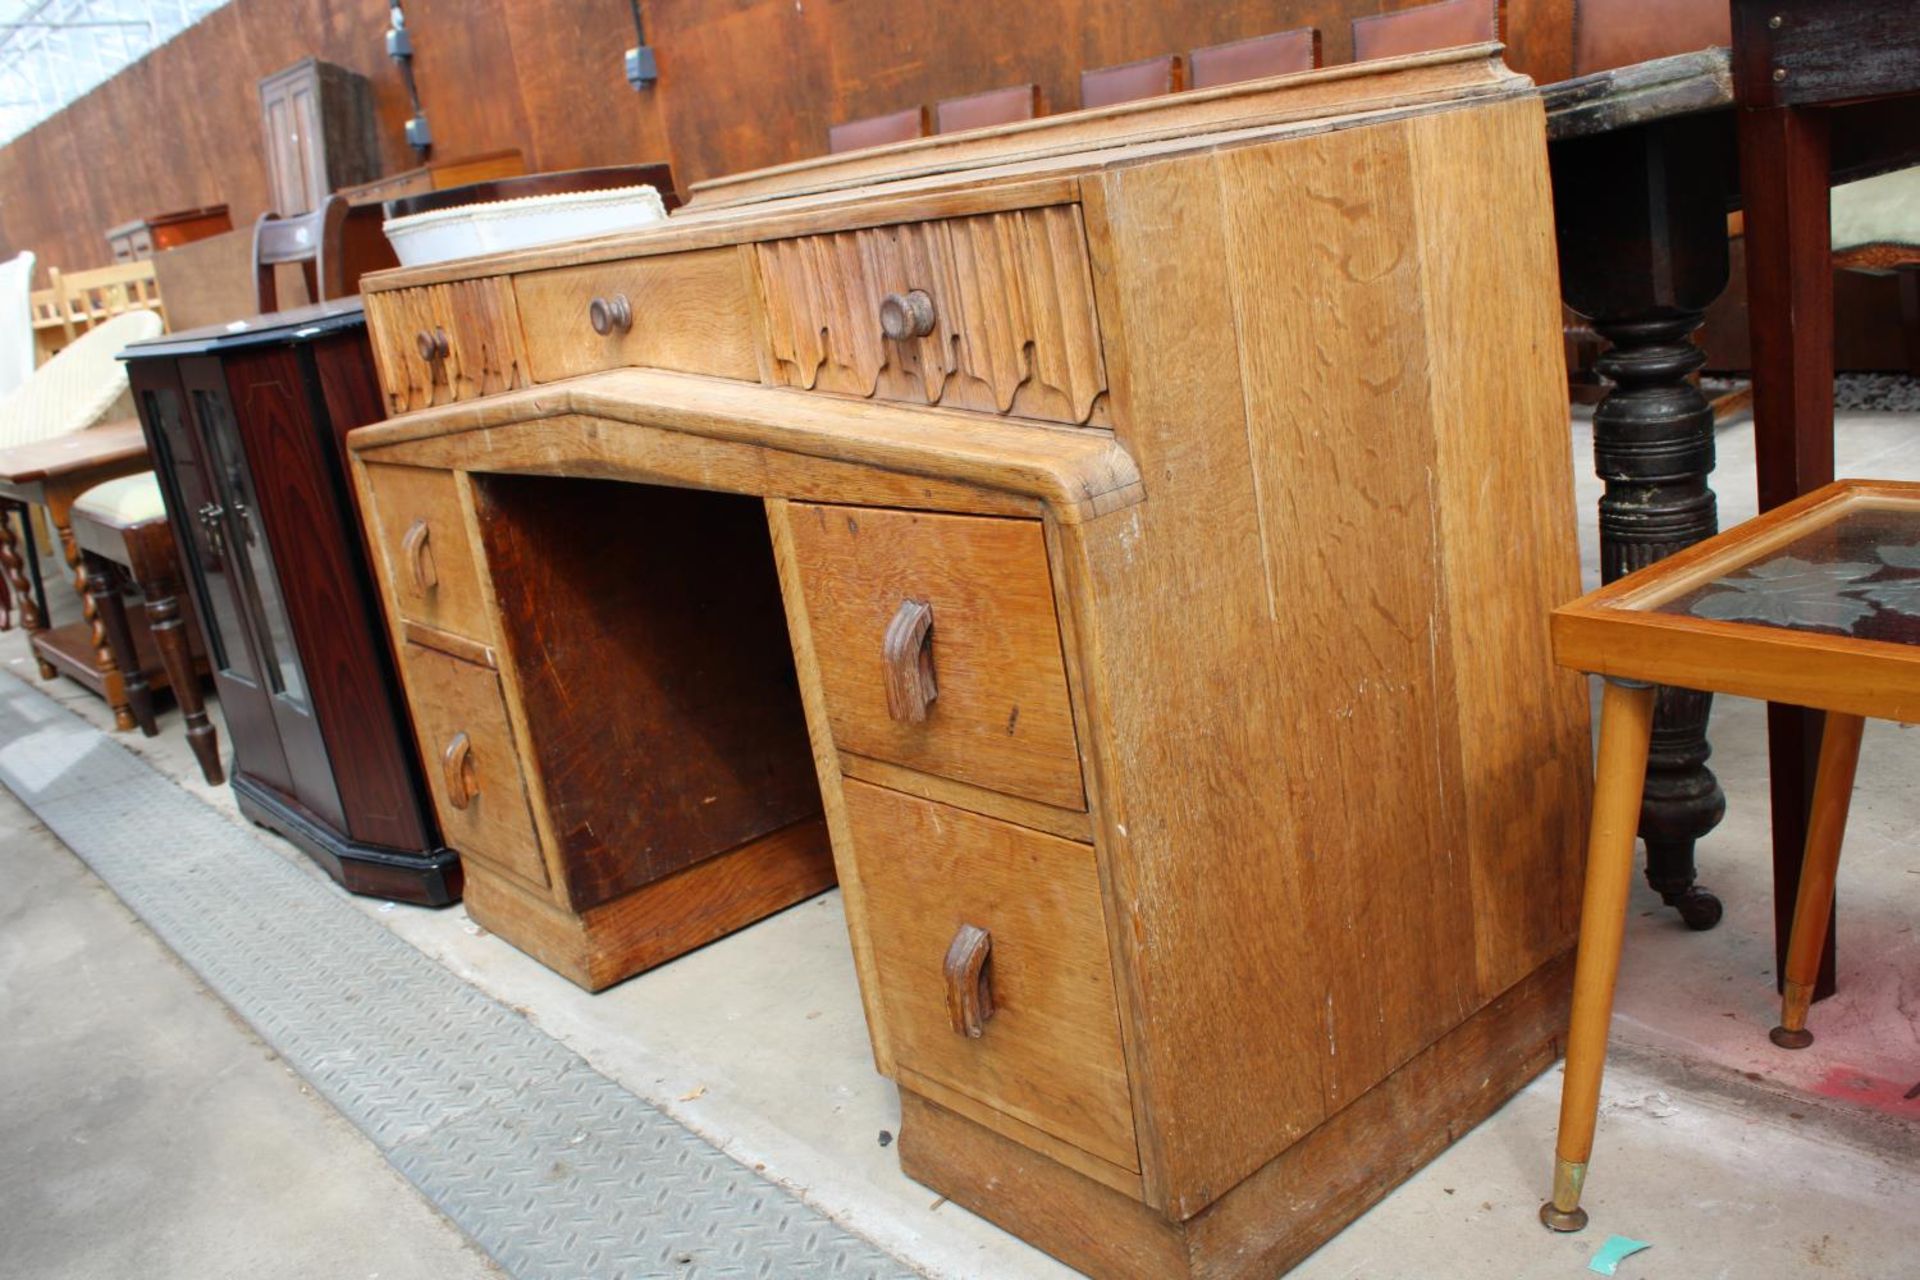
[397,641,547,889]
[513,248,761,384]
[784,503,1085,811]
[364,277,531,415]
[843,780,1136,1172]
[753,205,1109,426]
[362,462,492,643]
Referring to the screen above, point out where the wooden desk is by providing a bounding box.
[348,48,1590,1279]
[0,422,152,728]
[1545,20,1920,995]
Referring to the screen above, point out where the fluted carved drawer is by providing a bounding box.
[752,206,1110,426]
[364,276,532,415]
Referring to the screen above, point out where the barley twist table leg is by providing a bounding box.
[58,513,135,731]
[0,502,40,632]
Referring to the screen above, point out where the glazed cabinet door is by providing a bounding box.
[179,357,344,830]
[130,360,292,795]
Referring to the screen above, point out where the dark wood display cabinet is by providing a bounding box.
[122,300,458,904]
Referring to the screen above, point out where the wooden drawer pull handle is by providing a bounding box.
[401,518,438,594]
[589,293,633,336]
[416,327,449,362]
[882,598,937,723]
[879,289,936,341]
[442,731,477,810]
[944,923,995,1039]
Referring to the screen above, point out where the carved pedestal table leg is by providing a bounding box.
[1589,314,1727,928]
[1550,115,1733,930]
[83,552,157,735]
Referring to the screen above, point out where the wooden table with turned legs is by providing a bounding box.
[1540,478,1920,1232]
[0,421,152,728]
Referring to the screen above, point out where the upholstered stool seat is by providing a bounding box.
[72,470,168,525]
[1538,479,1920,1233]
[1831,165,1920,264]
[69,469,222,784]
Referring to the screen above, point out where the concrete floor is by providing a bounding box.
[3,406,1917,1278]
[0,787,503,1280]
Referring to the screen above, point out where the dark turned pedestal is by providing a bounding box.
[1548,91,1734,932]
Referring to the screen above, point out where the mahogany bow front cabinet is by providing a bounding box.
[347,47,1591,1280]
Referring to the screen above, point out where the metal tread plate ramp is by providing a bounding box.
[0,679,921,1280]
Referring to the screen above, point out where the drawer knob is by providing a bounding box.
[401,518,438,594]
[943,923,995,1039]
[589,293,633,336]
[416,327,450,362]
[442,731,478,810]
[878,289,936,342]
[882,598,937,723]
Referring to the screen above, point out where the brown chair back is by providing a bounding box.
[827,106,931,154]
[1081,54,1185,109]
[253,194,350,314]
[935,84,1042,134]
[1352,0,1504,61]
[1571,0,1730,76]
[1190,28,1322,89]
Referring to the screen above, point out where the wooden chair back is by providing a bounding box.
[935,84,1042,134]
[1190,28,1322,89]
[1081,54,1185,109]
[1571,0,1730,76]
[827,106,931,154]
[253,194,350,313]
[53,260,166,340]
[1352,0,1505,61]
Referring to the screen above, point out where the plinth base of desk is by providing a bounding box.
[235,771,462,907]
[462,816,838,992]
[897,950,1575,1280]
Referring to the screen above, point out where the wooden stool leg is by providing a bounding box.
[138,561,224,787]
[1771,712,1864,1050]
[1541,678,1657,1233]
[58,511,134,729]
[84,552,157,736]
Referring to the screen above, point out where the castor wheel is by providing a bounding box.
[1769,1024,1814,1050]
[1669,886,1722,931]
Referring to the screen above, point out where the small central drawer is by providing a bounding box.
[785,502,1085,811]
[753,206,1109,426]
[362,462,491,644]
[397,641,547,889]
[844,780,1137,1171]
[513,248,761,384]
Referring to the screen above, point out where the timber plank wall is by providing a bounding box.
[0,0,1577,278]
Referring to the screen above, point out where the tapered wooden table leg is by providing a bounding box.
[1542,678,1657,1233]
[1771,712,1864,1050]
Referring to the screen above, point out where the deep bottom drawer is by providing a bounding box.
[842,778,1136,1171]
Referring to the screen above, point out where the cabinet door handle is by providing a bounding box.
[401,518,438,594]
[943,923,995,1039]
[882,598,936,723]
[588,293,633,336]
[441,731,477,809]
[416,327,450,362]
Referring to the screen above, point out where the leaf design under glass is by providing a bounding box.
[1690,556,1879,631]
[1860,576,1920,618]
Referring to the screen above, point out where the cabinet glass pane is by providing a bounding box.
[142,387,246,680]
[192,388,308,709]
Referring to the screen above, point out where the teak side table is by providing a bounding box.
[1541,478,1920,1232]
